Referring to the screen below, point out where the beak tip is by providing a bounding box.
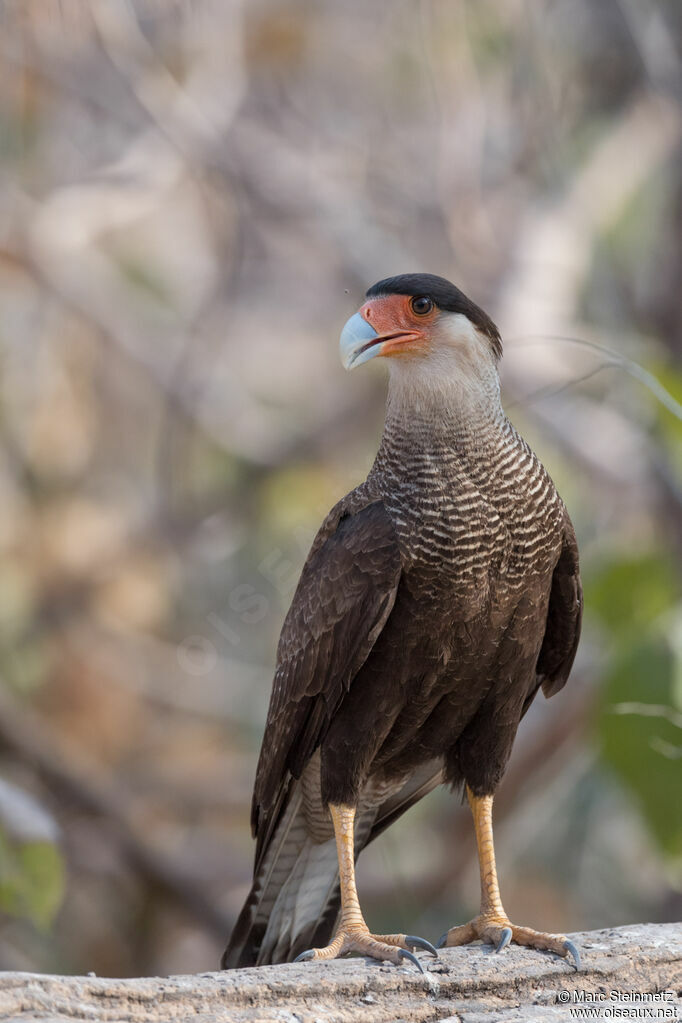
[339,311,380,370]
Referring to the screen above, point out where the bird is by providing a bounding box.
[222,273,582,973]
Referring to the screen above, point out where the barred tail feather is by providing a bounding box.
[223,790,384,967]
[223,761,443,969]
[222,784,344,968]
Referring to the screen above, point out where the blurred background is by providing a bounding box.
[0,0,681,978]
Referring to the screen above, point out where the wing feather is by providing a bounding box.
[251,498,401,865]
[538,517,582,698]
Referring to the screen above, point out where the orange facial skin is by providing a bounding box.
[359,294,437,360]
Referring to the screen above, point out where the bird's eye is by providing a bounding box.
[410,296,433,316]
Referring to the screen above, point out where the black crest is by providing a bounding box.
[366,273,502,360]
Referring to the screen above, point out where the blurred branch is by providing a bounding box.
[0,37,143,130]
[499,87,682,541]
[500,88,681,350]
[611,702,682,728]
[0,241,196,433]
[615,0,682,96]
[0,240,376,479]
[91,0,247,166]
[511,335,682,422]
[0,685,233,939]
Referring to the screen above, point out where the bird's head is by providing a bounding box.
[340,274,502,387]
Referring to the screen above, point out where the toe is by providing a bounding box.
[354,935,411,967]
[509,925,574,959]
[478,920,513,950]
[438,921,477,948]
[436,915,580,969]
[291,928,433,969]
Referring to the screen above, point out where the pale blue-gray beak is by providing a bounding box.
[339,312,381,370]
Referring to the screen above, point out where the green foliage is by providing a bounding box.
[585,554,680,640]
[0,833,65,930]
[651,360,682,478]
[588,553,682,863]
[597,633,682,859]
[260,463,338,536]
[0,781,65,930]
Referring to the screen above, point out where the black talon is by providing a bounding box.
[563,939,581,971]
[495,927,512,953]
[294,949,315,963]
[405,935,439,958]
[398,948,426,974]
[436,932,449,949]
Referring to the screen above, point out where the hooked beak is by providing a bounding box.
[339,312,380,369]
[339,312,420,370]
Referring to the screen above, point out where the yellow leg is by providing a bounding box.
[439,787,580,969]
[293,804,437,971]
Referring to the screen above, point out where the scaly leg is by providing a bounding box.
[438,787,580,969]
[294,803,437,972]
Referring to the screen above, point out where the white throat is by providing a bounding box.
[385,315,504,432]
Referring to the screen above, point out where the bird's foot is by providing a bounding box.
[437,914,580,969]
[294,929,438,972]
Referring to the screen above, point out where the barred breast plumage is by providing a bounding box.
[314,392,572,805]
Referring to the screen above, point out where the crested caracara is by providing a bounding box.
[223,273,582,973]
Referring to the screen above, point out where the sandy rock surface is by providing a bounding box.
[0,923,680,1022]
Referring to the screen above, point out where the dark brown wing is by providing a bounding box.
[537,516,582,698]
[251,498,402,865]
